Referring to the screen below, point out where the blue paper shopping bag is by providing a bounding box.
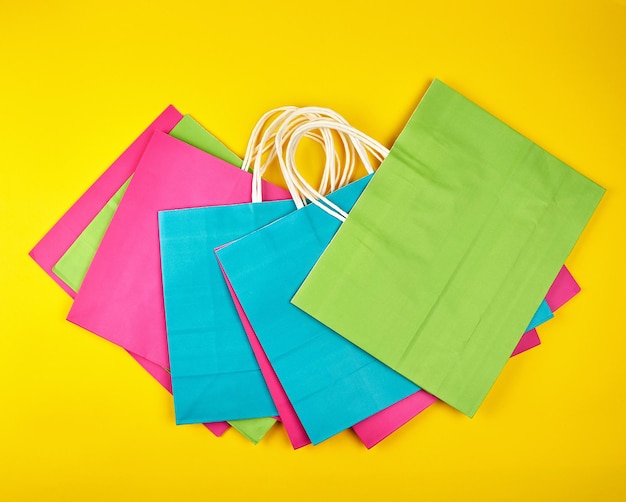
[216,176,422,444]
[159,200,296,423]
[157,105,371,429]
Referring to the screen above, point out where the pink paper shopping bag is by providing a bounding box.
[28,107,238,436]
[67,132,290,417]
[546,266,581,311]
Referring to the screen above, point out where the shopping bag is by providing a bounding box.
[66,131,290,422]
[351,390,438,448]
[218,176,421,444]
[159,200,296,423]
[98,115,282,440]
[50,112,284,440]
[29,108,255,437]
[214,175,440,445]
[292,79,605,417]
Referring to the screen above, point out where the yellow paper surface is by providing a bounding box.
[2,0,624,500]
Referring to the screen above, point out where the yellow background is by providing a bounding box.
[1,0,624,500]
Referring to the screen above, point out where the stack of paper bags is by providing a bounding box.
[29,79,603,448]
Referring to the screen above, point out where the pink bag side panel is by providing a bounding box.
[29,106,183,297]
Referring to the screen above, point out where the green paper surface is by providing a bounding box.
[229,418,276,445]
[52,114,274,439]
[169,115,243,168]
[293,79,605,417]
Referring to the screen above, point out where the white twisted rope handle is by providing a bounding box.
[241,106,388,221]
[242,107,336,202]
[281,118,389,220]
[242,107,347,202]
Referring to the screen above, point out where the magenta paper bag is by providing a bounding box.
[352,391,438,448]
[67,133,289,402]
[30,106,181,297]
[511,329,541,357]
[27,107,228,436]
[546,265,581,311]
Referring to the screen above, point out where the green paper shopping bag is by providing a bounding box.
[293,79,605,417]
